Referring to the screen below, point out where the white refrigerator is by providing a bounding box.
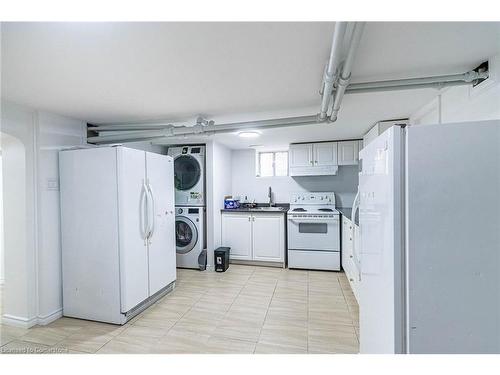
[60,146,176,324]
[358,120,500,354]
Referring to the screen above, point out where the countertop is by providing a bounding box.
[221,204,289,214]
[337,207,358,226]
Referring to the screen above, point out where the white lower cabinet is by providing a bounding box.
[221,213,253,260]
[342,215,360,303]
[221,212,285,264]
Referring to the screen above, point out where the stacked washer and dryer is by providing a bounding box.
[167,145,206,269]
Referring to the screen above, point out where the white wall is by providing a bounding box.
[1,100,86,327]
[411,54,500,125]
[231,149,359,208]
[1,101,38,326]
[0,153,4,285]
[36,111,86,323]
[205,141,232,269]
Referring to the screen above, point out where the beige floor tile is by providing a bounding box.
[97,335,160,354]
[269,299,308,312]
[309,309,354,327]
[264,314,308,329]
[226,303,268,318]
[255,341,308,354]
[205,336,256,354]
[0,333,16,346]
[308,329,359,354]
[45,347,87,354]
[1,340,50,354]
[0,266,358,354]
[213,317,263,343]
[46,317,93,334]
[82,321,127,336]
[259,322,308,350]
[172,308,224,335]
[118,325,170,339]
[56,328,115,353]
[155,328,210,353]
[0,325,29,338]
[20,326,70,346]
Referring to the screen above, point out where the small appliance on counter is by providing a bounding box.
[214,247,230,272]
[224,196,240,209]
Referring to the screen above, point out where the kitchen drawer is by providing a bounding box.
[288,250,340,271]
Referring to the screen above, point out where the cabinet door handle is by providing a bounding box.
[349,278,354,282]
[248,217,251,221]
[350,255,353,258]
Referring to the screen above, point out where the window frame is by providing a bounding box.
[256,150,288,177]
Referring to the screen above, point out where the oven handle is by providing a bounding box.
[288,217,339,223]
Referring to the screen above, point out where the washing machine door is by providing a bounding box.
[175,216,199,254]
[174,155,201,191]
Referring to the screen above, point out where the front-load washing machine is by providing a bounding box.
[175,206,205,269]
[168,145,205,206]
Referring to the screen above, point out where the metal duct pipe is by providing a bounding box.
[345,70,489,94]
[88,114,326,144]
[318,22,348,120]
[344,80,472,94]
[329,22,365,122]
[88,123,175,132]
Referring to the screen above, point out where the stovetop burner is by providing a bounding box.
[318,208,334,212]
[292,208,307,212]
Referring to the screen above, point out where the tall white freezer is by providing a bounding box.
[60,146,176,324]
[358,120,500,354]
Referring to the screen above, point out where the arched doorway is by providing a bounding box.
[0,130,32,325]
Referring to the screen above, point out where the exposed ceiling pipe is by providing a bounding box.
[88,66,489,142]
[344,70,489,94]
[89,123,175,132]
[87,114,324,144]
[318,22,348,121]
[329,22,365,122]
[86,24,490,145]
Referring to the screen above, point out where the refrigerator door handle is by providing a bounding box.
[146,181,156,242]
[139,180,149,245]
[351,188,361,280]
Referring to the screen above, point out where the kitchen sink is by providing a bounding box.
[251,206,286,211]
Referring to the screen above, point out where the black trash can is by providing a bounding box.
[214,247,230,272]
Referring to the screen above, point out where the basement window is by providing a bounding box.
[256,151,288,177]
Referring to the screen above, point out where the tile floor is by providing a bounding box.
[0,265,359,354]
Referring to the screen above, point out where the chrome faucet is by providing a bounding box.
[268,186,275,207]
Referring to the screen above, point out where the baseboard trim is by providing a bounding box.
[229,259,285,268]
[2,308,63,328]
[2,314,38,328]
[37,308,63,326]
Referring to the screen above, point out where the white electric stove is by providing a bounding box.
[287,192,341,271]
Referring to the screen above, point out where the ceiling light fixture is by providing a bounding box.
[237,131,261,138]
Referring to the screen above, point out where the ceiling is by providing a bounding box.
[2,22,500,149]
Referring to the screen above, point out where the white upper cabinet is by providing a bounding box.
[338,140,359,165]
[314,142,338,166]
[289,143,313,168]
[289,140,359,176]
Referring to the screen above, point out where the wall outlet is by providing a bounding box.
[46,178,59,191]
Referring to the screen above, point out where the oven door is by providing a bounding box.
[287,216,340,251]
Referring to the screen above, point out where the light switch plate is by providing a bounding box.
[47,178,59,191]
